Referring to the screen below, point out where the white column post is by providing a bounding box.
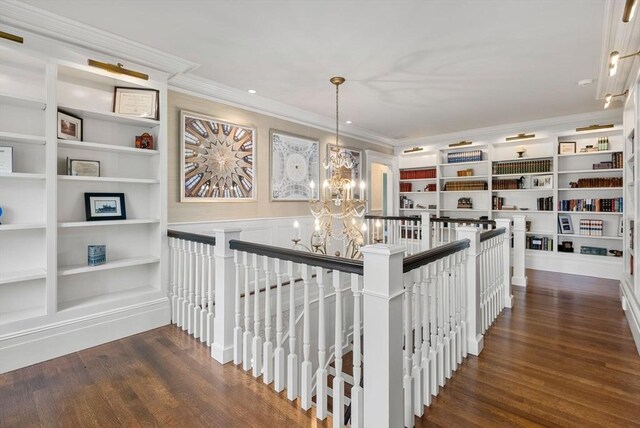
[512,215,528,287]
[455,226,484,356]
[211,228,241,364]
[362,244,406,428]
[421,212,431,251]
[495,219,513,308]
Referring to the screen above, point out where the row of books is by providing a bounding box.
[492,159,552,175]
[492,178,520,190]
[611,152,624,169]
[578,219,604,236]
[492,196,505,210]
[526,236,553,251]
[558,198,623,212]
[399,183,436,192]
[400,168,436,180]
[537,196,554,211]
[443,180,487,191]
[574,177,622,188]
[447,150,482,164]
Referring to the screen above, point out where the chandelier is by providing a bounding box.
[292,77,367,259]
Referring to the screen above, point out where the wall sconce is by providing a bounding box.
[608,50,640,77]
[505,132,535,142]
[603,90,629,108]
[0,30,23,44]
[623,0,637,22]
[403,147,424,154]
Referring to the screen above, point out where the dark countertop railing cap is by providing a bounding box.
[168,229,216,246]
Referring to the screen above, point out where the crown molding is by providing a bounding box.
[0,0,199,77]
[394,109,623,153]
[169,74,397,149]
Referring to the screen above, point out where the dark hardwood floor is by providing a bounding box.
[1,269,638,427]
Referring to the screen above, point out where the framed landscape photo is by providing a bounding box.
[326,144,363,198]
[180,111,256,201]
[113,87,159,120]
[57,110,83,141]
[558,214,573,234]
[558,141,576,155]
[84,192,126,221]
[67,158,100,177]
[270,130,319,201]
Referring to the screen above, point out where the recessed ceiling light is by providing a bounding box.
[247,89,256,94]
[345,120,352,124]
[577,79,593,86]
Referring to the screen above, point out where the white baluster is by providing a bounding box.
[187,241,196,333]
[332,269,345,428]
[402,272,414,427]
[193,242,202,339]
[262,256,273,385]
[412,268,423,417]
[448,254,457,374]
[242,251,252,371]
[300,264,312,410]
[436,258,445,387]
[176,239,186,328]
[199,243,208,342]
[252,253,263,378]
[205,244,214,346]
[455,251,463,365]
[443,255,452,380]
[168,237,175,320]
[171,237,179,323]
[274,259,285,392]
[460,248,469,358]
[421,265,432,406]
[182,241,192,331]
[287,261,298,401]
[350,273,363,428]
[429,261,439,397]
[233,250,242,365]
[315,267,328,420]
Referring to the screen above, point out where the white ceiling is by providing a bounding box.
[21,0,611,142]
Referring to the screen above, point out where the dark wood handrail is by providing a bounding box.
[431,217,496,226]
[402,239,470,273]
[364,214,421,222]
[229,240,364,275]
[480,227,506,242]
[168,229,216,246]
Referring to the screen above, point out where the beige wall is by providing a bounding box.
[168,90,393,223]
[370,163,388,212]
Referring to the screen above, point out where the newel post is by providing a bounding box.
[361,244,405,428]
[511,215,528,287]
[211,227,242,363]
[420,212,431,251]
[455,226,484,356]
[495,219,514,308]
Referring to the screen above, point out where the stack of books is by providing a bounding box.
[400,168,436,179]
[492,159,552,175]
[558,198,623,212]
[447,150,482,163]
[443,180,487,191]
[578,219,604,236]
[575,177,622,188]
[537,196,553,211]
[492,179,519,190]
[526,235,553,251]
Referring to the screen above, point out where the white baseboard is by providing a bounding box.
[526,251,622,280]
[0,299,170,374]
[620,279,640,356]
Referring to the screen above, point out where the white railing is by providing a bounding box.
[364,215,423,254]
[167,221,513,427]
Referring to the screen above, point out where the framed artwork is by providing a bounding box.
[270,130,319,201]
[135,133,154,150]
[57,110,83,141]
[113,87,159,120]
[558,141,576,154]
[532,174,553,189]
[181,111,256,201]
[558,214,573,234]
[326,144,363,198]
[67,158,100,177]
[84,192,126,221]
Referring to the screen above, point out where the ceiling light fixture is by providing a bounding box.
[623,0,638,22]
[247,89,256,94]
[603,90,629,108]
[87,59,148,80]
[0,30,23,44]
[608,49,640,76]
[505,133,535,142]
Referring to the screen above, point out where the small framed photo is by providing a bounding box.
[113,87,159,120]
[84,192,126,221]
[532,174,553,189]
[558,214,573,234]
[619,217,624,237]
[135,132,154,150]
[559,141,576,154]
[57,110,83,141]
[67,158,100,177]
[0,146,13,173]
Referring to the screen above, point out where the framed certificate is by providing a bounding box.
[67,158,100,177]
[0,146,13,173]
[113,87,159,120]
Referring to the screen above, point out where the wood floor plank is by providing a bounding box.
[0,268,638,427]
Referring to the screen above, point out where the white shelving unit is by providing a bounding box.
[0,28,169,373]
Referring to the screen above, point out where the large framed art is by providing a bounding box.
[180,111,256,201]
[270,130,319,201]
[326,144,363,198]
